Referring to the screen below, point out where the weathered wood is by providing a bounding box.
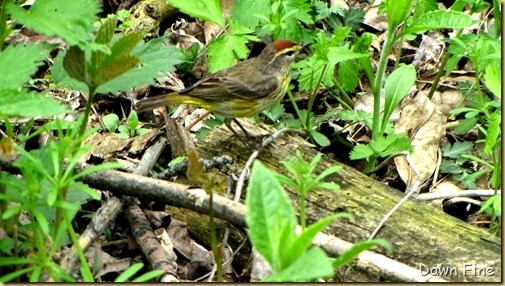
[191,119,501,282]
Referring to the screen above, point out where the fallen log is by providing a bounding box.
[191,119,501,282]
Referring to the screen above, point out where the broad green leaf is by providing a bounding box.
[337,60,360,92]
[349,144,375,160]
[102,114,120,133]
[333,239,392,269]
[0,90,69,117]
[483,112,501,156]
[0,44,51,90]
[484,63,501,98]
[98,39,183,93]
[264,247,334,282]
[327,46,371,65]
[381,64,416,134]
[207,34,250,73]
[386,0,414,29]
[246,161,297,271]
[232,0,270,28]
[169,0,224,28]
[401,10,475,36]
[310,130,331,147]
[95,17,117,45]
[7,0,99,48]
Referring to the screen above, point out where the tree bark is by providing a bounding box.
[192,119,501,282]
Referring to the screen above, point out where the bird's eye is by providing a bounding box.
[284,50,295,56]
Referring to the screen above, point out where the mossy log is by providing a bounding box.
[188,119,501,282]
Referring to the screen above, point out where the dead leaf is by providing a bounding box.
[394,93,446,189]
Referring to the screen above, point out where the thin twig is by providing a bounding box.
[369,153,421,240]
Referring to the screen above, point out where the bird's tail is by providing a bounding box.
[134,92,177,113]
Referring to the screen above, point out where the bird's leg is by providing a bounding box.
[232,119,254,138]
[224,118,250,147]
[185,110,211,131]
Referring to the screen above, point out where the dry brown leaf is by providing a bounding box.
[394,93,446,189]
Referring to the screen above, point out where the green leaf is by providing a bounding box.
[207,34,250,73]
[337,60,360,92]
[483,112,501,156]
[115,263,144,282]
[288,213,350,266]
[484,63,501,98]
[264,247,334,282]
[232,0,270,28]
[131,269,165,282]
[7,0,99,48]
[102,114,120,133]
[0,44,51,90]
[453,117,479,134]
[333,239,392,269]
[169,0,224,28]
[381,64,416,134]
[350,144,375,160]
[441,141,474,158]
[413,0,438,19]
[327,46,371,65]
[63,46,89,86]
[246,161,297,271]
[401,10,475,36]
[386,0,414,29]
[96,39,184,93]
[310,130,331,147]
[0,90,69,117]
[127,110,140,130]
[95,17,117,45]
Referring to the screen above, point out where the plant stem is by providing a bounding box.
[371,29,396,140]
[209,191,223,281]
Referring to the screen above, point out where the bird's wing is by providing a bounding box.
[180,63,280,101]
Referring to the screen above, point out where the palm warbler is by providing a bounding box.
[135,40,301,141]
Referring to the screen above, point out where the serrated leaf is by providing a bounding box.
[401,10,475,36]
[0,90,69,117]
[7,0,99,48]
[208,35,250,73]
[349,144,375,160]
[453,117,479,134]
[63,46,89,86]
[95,17,117,45]
[96,39,184,93]
[343,8,365,30]
[0,44,51,90]
[442,141,473,158]
[413,0,438,19]
[232,0,270,28]
[484,63,501,98]
[327,46,371,65]
[483,112,501,156]
[337,60,359,92]
[93,54,140,87]
[169,0,224,28]
[382,64,416,134]
[380,133,413,156]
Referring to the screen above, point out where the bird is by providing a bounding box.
[135,40,301,144]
